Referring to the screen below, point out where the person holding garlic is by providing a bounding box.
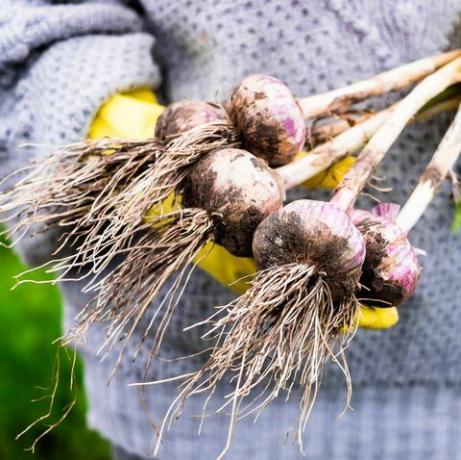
[1,1,461,459]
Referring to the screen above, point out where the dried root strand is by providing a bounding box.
[65,207,214,364]
[116,119,240,224]
[0,138,161,254]
[2,119,237,291]
[16,346,78,453]
[156,263,359,457]
[61,119,239,281]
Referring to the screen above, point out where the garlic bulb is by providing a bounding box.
[351,203,421,307]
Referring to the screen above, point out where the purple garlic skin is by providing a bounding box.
[351,203,421,307]
[253,199,366,300]
[230,74,306,167]
[155,101,226,143]
[184,148,284,257]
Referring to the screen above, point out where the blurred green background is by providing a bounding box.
[0,236,111,460]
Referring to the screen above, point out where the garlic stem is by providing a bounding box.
[311,92,461,143]
[298,50,461,120]
[277,106,394,189]
[397,102,461,233]
[309,112,374,143]
[277,92,461,191]
[330,57,461,211]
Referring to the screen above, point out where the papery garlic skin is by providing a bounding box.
[184,148,284,257]
[253,199,366,300]
[230,74,306,167]
[155,101,226,142]
[351,203,421,307]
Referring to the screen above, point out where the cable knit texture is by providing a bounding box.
[1,1,461,459]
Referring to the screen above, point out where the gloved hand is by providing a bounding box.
[88,89,399,329]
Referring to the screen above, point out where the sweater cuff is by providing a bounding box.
[23,32,161,147]
[0,3,144,66]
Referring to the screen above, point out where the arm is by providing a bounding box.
[0,0,161,266]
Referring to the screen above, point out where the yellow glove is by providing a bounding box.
[302,154,356,189]
[88,89,399,329]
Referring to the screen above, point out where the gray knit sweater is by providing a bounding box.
[1,1,461,459]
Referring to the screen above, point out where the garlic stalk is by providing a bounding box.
[299,49,461,119]
[331,56,461,211]
[397,101,461,232]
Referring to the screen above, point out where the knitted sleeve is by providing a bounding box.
[0,1,161,266]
